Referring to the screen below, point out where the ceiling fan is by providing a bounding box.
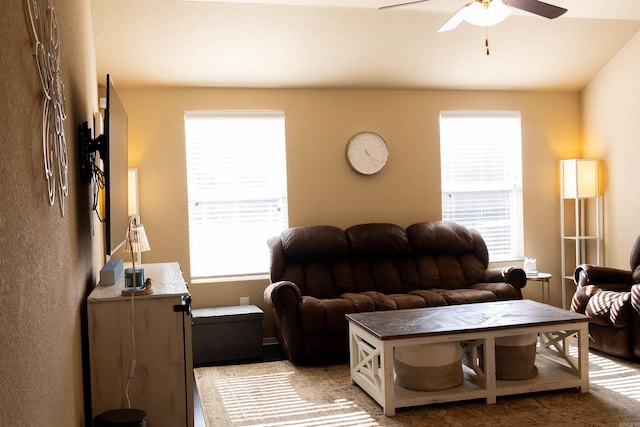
[380,0,568,32]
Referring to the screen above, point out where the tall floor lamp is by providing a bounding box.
[560,159,602,309]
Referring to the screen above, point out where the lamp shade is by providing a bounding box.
[560,159,600,199]
[464,0,511,27]
[125,220,151,254]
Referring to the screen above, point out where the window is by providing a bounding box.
[184,111,288,278]
[439,111,523,262]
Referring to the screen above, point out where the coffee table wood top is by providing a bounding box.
[345,299,589,340]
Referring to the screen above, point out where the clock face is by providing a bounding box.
[345,132,388,175]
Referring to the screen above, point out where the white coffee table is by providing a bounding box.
[346,299,589,416]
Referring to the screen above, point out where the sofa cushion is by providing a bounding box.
[357,291,428,310]
[411,224,487,289]
[346,223,412,257]
[408,289,449,306]
[280,260,355,299]
[472,282,522,300]
[407,221,474,255]
[299,296,356,335]
[432,288,498,305]
[360,291,397,311]
[387,293,430,309]
[277,226,356,299]
[347,223,421,293]
[339,292,376,312]
[351,258,422,294]
[433,255,468,289]
[586,290,631,328]
[281,225,349,261]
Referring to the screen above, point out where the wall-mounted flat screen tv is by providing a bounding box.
[103,74,129,256]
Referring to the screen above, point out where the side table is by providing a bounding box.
[526,272,551,304]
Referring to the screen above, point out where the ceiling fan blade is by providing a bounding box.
[437,4,470,32]
[379,0,431,10]
[506,0,567,19]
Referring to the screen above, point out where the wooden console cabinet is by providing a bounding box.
[88,262,193,427]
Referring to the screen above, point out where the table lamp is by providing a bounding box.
[122,216,151,295]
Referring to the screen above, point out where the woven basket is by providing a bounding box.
[494,334,538,380]
[394,343,463,391]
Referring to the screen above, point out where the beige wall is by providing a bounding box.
[0,1,99,426]
[119,87,582,336]
[582,31,640,269]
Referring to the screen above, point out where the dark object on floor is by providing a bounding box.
[192,305,264,365]
[93,409,147,426]
[571,234,640,360]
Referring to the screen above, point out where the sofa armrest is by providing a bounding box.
[483,266,527,290]
[571,265,634,314]
[633,284,640,311]
[633,285,640,358]
[574,264,633,288]
[264,281,306,363]
[264,280,302,314]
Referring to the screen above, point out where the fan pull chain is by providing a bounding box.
[485,26,490,55]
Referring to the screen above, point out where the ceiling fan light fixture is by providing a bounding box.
[464,0,511,28]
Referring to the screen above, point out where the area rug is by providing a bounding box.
[194,351,640,427]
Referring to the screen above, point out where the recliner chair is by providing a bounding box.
[571,235,640,360]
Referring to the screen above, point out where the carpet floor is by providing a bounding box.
[194,350,640,427]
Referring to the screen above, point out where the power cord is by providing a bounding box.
[123,216,138,409]
[124,288,136,409]
[91,162,106,223]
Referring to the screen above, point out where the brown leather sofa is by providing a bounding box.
[571,235,640,360]
[264,221,527,364]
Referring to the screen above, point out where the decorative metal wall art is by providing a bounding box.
[25,0,69,216]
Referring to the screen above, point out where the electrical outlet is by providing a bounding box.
[240,296,250,306]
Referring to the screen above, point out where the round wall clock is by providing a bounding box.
[345,131,389,175]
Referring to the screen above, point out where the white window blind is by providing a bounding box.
[440,111,524,262]
[184,111,288,278]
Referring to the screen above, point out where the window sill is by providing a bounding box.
[191,273,270,285]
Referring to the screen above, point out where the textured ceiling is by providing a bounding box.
[91,0,640,90]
